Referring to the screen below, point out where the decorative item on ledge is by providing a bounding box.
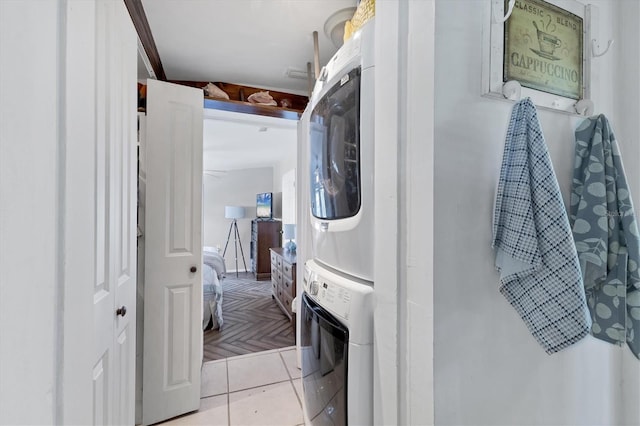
[168,80,308,120]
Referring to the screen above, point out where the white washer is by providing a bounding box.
[300,259,374,425]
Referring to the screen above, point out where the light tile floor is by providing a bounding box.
[159,346,304,426]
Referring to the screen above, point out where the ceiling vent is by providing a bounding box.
[286,67,309,80]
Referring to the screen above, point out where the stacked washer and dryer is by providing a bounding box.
[300,19,375,426]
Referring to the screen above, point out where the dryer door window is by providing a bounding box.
[301,293,349,425]
[309,67,361,220]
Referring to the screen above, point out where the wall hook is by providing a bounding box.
[574,99,594,116]
[502,80,521,101]
[592,39,613,58]
[494,0,516,23]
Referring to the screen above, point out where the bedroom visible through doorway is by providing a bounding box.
[201,109,298,362]
[203,272,295,361]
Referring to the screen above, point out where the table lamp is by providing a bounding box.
[283,224,296,253]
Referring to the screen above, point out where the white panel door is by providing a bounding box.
[111,2,138,423]
[92,4,115,421]
[282,168,296,225]
[63,0,137,424]
[93,1,138,424]
[142,80,204,425]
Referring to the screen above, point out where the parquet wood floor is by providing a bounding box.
[203,272,295,361]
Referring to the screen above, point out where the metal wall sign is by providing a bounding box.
[504,0,583,100]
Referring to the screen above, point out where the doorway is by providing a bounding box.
[201,109,298,361]
[135,80,301,424]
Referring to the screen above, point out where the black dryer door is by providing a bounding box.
[309,67,361,222]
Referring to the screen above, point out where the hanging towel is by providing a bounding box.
[570,115,640,358]
[492,98,591,354]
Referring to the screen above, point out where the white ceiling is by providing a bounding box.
[140,0,355,172]
[141,0,357,94]
[202,108,297,172]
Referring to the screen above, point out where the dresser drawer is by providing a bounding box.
[277,284,284,301]
[283,293,293,316]
[271,264,279,282]
[283,276,294,297]
[282,261,294,280]
[269,248,296,322]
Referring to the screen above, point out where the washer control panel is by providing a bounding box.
[317,280,352,320]
[304,261,356,321]
[309,279,320,296]
[304,259,374,344]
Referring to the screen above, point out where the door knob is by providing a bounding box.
[190,266,197,273]
[116,306,127,317]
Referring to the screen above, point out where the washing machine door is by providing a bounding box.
[309,66,361,221]
[301,292,349,425]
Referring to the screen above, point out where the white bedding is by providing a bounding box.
[204,247,226,279]
[203,263,223,330]
[203,249,226,330]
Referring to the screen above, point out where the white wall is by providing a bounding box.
[0,2,60,424]
[614,1,640,423]
[433,1,638,425]
[203,167,274,271]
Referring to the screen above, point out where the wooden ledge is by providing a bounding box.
[169,80,307,121]
[203,98,301,120]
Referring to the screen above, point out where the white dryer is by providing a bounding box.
[300,259,374,425]
[308,19,375,282]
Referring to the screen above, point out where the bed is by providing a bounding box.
[203,248,226,330]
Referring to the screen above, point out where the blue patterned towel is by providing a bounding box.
[570,115,640,359]
[492,98,591,354]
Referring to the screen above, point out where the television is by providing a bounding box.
[256,192,273,218]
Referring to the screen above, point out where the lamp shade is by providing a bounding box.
[283,224,296,240]
[225,206,245,219]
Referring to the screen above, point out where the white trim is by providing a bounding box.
[203,106,298,129]
[137,36,156,80]
[55,0,67,423]
[373,2,400,424]
[404,1,435,424]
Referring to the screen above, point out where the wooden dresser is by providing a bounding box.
[270,248,296,322]
[250,219,281,280]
